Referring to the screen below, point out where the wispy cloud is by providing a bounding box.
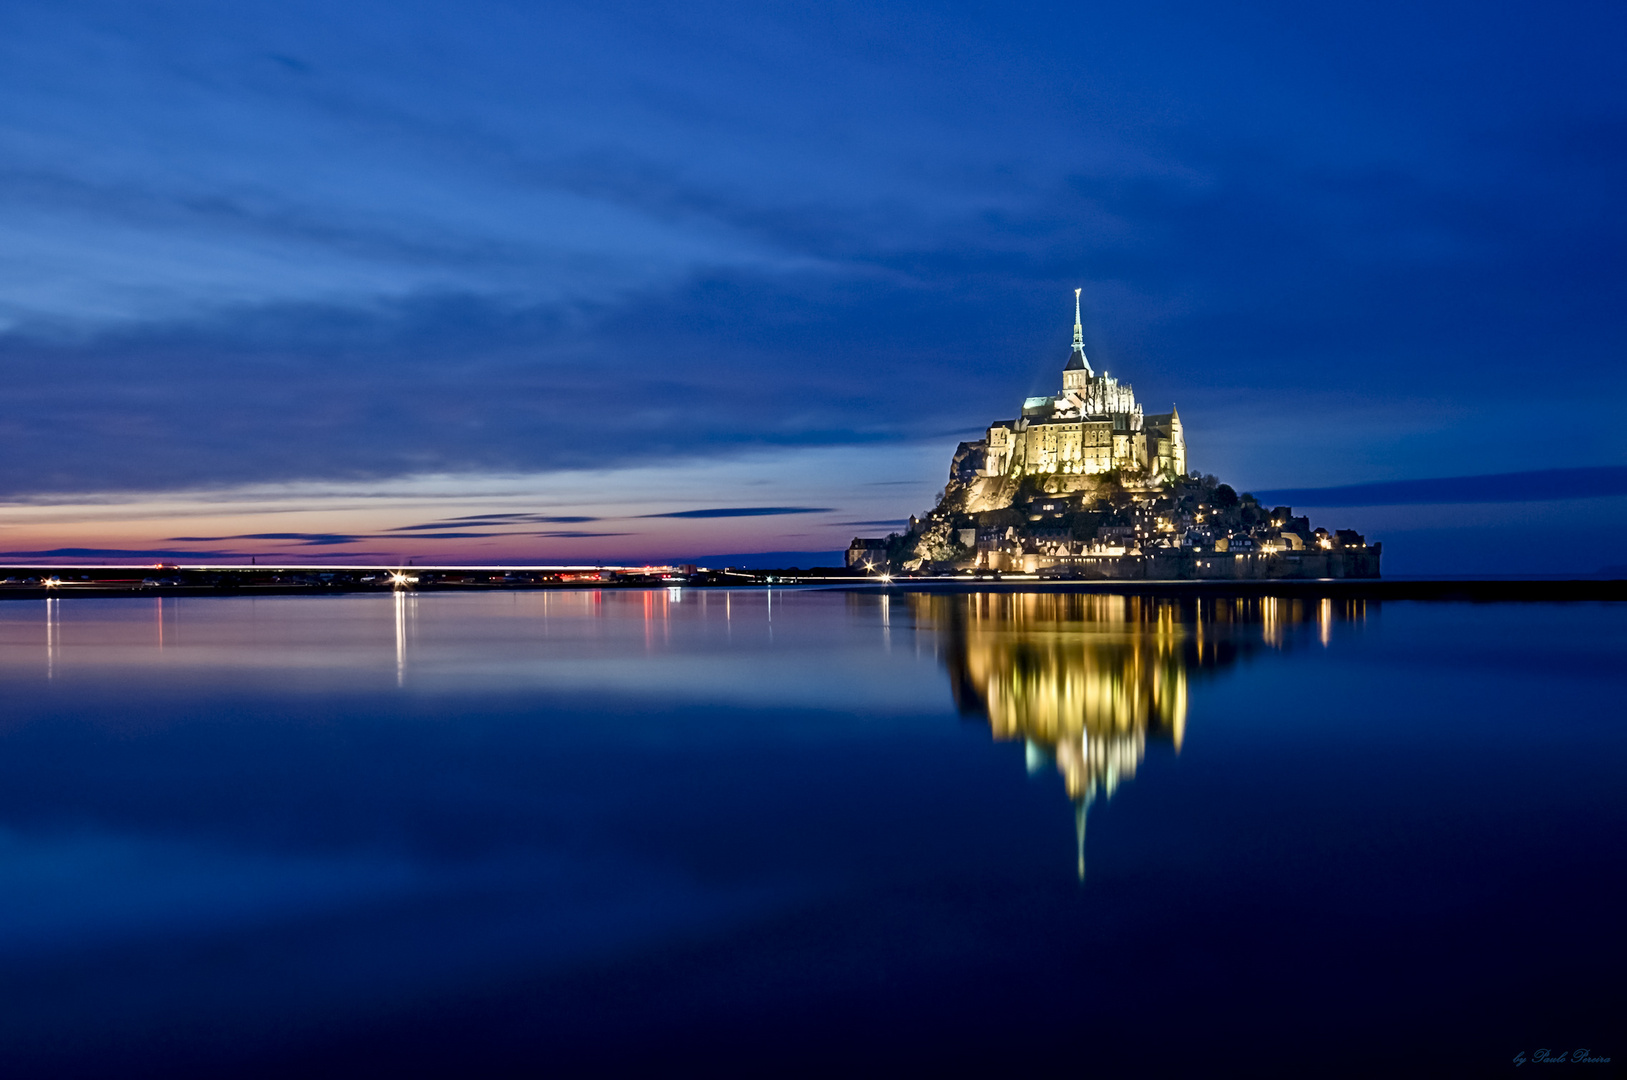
[389,514,601,530]
[376,532,523,540]
[670,549,848,568]
[170,532,363,546]
[0,547,253,560]
[530,531,629,538]
[638,507,833,519]
[170,529,586,545]
[1252,467,1627,507]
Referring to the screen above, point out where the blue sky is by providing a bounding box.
[0,1,1622,571]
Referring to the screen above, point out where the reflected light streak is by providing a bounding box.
[394,589,407,686]
[44,597,60,680]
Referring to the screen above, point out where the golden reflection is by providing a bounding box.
[45,597,60,680]
[912,592,1366,880]
[394,588,407,686]
[391,589,418,686]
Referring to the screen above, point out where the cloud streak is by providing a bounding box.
[171,532,364,546]
[441,514,601,524]
[388,515,602,530]
[1252,467,1627,507]
[638,507,833,519]
[0,547,254,560]
[168,527,634,548]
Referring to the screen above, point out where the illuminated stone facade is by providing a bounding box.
[977,290,1186,483]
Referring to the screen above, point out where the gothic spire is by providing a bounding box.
[1064,287,1093,374]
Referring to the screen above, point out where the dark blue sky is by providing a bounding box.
[0,1,1622,570]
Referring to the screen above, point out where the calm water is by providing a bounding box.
[0,590,1621,1076]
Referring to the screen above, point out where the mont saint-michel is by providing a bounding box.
[851,290,1381,579]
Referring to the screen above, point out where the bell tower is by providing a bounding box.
[1062,288,1092,393]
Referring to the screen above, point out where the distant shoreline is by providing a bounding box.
[0,573,1621,603]
[833,578,1626,602]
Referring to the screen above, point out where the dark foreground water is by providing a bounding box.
[0,590,1620,1077]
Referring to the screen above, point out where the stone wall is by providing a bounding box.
[1023,543,1383,580]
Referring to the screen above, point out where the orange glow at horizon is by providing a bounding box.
[0,448,943,565]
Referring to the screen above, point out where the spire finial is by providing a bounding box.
[1073,288,1084,352]
[1075,797,1089,882]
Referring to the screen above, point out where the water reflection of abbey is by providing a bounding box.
[910,592,1367,879]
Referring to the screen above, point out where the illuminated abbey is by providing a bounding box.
[977,289,1185,484]
[849,288,1379,578]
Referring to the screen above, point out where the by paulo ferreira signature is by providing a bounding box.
[1514,1050,1612,1066]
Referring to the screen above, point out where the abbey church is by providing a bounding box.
[968,290,1185,485]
